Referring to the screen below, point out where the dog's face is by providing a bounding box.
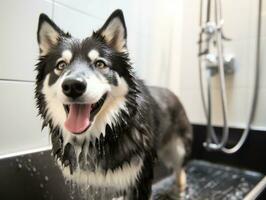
[36,10,135,140]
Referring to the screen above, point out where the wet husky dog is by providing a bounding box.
[35,10,192,200]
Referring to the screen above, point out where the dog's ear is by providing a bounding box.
[37,13,64,55]
[97,9,127,52]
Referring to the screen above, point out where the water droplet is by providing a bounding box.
[26,166,31,172]
[32,167,37,172]
[40,183,44,188]
[86,185,90,191]
[18,163,22,169]
[27,158,31,163]
[44,176,49,181]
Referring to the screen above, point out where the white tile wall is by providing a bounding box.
[257,38,266,88]
[54,0,153,37]
[0,81,49,156]
[0,0,53,81]
[53,2,104,39]
[0,0,53,156]
[261,4,266,37]
[179,89,206,125]
[179,40,200,90]
[210,88,250,127]
[222,0,257,40]
[179,87,250,127]
[252,88,266,129]
[179,0,266,130]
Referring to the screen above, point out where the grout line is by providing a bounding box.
[51,1,154,38]
[0,79,34,83]
[53,0,104,21]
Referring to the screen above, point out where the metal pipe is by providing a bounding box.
[198,0,261,154]
[221,0,261,153]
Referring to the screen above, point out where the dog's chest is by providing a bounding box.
[56,122,146,190]
[61,158,143,190]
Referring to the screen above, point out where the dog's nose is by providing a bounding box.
[62,78,87,98]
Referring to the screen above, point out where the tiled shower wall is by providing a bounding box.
[179,0,266,130]
[0,0,183,156]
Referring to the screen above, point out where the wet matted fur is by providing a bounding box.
[35,9,192,200]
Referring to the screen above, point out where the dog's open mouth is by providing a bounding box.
[64,93,107,134]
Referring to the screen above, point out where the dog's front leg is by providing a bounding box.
[125,156,153,200]
[125,185,152,200]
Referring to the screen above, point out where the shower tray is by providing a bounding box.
[153,160,266,200]
[0,150,265,200]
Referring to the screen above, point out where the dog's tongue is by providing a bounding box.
[64,104,91,134]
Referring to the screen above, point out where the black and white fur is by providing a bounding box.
[35,10,193,200]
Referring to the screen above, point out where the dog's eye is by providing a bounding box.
[95,60,107,69]
[56,61,67,70]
